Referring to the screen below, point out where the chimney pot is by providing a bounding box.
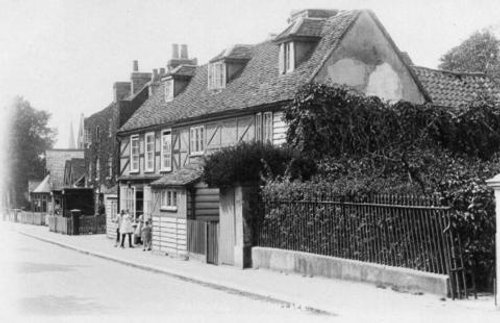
[180,44,188,59]
[152,69,158,81]
[172,44,179,59]
[133,60,139,72]
[159,67,166,75]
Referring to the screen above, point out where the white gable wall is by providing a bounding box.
[314,11,425,104]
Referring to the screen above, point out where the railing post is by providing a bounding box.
[486,174,500,309]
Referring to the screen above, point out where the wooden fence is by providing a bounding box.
[16,211,47,226]
[48,215,105,235]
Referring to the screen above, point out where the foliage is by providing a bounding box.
[202,141,316,188]
[438,30,500,83]
[266,83,500,290]
[3,97,56,207]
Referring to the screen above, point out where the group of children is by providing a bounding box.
[113,209,152,251]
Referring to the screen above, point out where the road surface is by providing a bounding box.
[0,224,329,322]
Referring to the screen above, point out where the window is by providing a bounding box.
[95,126,100,143]
[108,157,113,178]
[190,126,205,155]
[130,135,140,173]
[255,112,273,143]
[160,190,178,211]
[84,128,91,146]
[144,132,155,172]
[161,129,172,171]
[88,163,93,182]
[164,78,174,102]
[95,158,100,180]
[279,42,295,74]
[208,62,226,90]
[108,122,113,138]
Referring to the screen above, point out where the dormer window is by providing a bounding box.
[164,78,174,102]
[208,62,226,90]
[279,42,295,74]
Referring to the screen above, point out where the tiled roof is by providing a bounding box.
[412,66,500,108]
[274,18,325,42]
[151,164,203,187]
[168,65,197,77]
[120,10,361,132]
[210,44,254,62]
[33,175,51,193]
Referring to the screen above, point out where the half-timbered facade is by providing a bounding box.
[116,9,499,261]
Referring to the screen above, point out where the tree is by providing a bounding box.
[3,97,56,208]
[438,30,500,82]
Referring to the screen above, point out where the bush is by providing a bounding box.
[202,141,316,187]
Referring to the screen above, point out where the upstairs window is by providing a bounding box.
[95,126,101,143]
[108,122,113,138]
[161,129,172,172]
[130,135,140,173]
[84,128,91,146]
[164,78,174,102]
[144,132,155,172]
[190,126,205,155]
[208,62,226,90]
[256,112,273,143]
[108,157,113,178]
[279,42,295,74]
[95,158,100,180]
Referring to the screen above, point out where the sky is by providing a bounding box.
[1,0,500,148]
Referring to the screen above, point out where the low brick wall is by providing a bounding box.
[252,247,449,297]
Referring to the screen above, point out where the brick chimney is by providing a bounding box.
[167,43,197,71]
[130,60,152,95]
[113,82,131,102]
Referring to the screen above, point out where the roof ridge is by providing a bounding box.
[412,65,487,77]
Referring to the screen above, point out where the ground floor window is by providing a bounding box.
[160,189,178,211]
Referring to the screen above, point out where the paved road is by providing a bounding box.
[0,224,328,322]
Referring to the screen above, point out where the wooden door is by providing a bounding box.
[218,188,235,265]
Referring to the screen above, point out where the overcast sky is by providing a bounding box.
[1,0,500,148]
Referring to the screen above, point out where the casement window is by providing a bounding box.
[160,190,178,211]
[160,129,172,171]
[130,135,140,173]
[95,158,100,180]
[190,126,205,155]
[255,112,273,143]
[208,62,226,90]
[108,157,113,178]
[279,42,295,74]
[95,126,101,143]
[84,128,91,146]
[164,78,174,102]
[144,132,155,172]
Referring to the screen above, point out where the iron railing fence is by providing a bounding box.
[257,194,467,298]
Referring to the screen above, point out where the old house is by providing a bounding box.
[83,61,157,235]
[116,9,499,264]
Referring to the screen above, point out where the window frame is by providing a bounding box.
[95,157,100,180]
[130,135,140,173]
[189,126,205,156]
[160,189,178,212]
[144,132,155,173]
[280,42,295,74]
[208,62,226,90]
[108,156,113,178]
[160,129,172,172]
[255,111,273,143]
[164,78,174,102]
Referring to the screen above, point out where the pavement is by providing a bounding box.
[5,221,500,322]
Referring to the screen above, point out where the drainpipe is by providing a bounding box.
[486,174,500,308]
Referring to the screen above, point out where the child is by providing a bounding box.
[141,220,152,251]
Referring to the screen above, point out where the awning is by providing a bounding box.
[150,164,203,188]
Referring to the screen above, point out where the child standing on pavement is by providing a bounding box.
[141,220,152,251]
[114,210,124,247]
